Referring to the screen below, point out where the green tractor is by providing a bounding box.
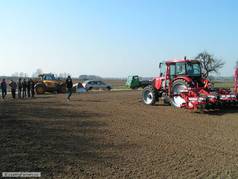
[126,75,151,89]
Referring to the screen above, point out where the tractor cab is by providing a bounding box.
[126,75,140,89]
[159,60,202,80]
[39,73,56,81]
[155,59,204,92]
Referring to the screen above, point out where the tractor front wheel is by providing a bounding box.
[35,84,45,95]
[142,85,158,105]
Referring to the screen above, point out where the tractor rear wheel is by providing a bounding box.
[35,84,45,95]
[170,80,189,108]
[142,85,158,105]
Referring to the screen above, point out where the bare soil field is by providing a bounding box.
[1,90,238,178]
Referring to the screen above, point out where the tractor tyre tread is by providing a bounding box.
[142,85,158,105]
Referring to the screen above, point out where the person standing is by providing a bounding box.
[9,80,17,99]
[18,78,23,98]
[31,79,35,98]
[1,79,7,99]
[22,79,27,98]
[66,76,73,101]
[27,79,31,98]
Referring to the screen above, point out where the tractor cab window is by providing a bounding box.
[170,64,176,79]
[186,62,201,76]
[176,63,186,75]
[43,74,56,80]
[159,63,166,77]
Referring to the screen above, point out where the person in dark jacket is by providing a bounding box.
[22,79,27,98]
[9,80,17,99]
[31,79,35,98]
[66,76,73,100]
[1,79,7,99]
[18,78,23,98]
[27,79,31,98]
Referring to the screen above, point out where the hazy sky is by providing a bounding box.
[0,0,238,77]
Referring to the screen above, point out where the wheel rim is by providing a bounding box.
[36,86,44,94]
[172,84,187,107]
[143,90,153,104]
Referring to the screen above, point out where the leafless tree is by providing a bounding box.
[195,51,225,78]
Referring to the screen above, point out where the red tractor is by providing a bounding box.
[142,58,238,111]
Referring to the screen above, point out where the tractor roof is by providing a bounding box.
[38,73,54,77]
[165,59,200,64]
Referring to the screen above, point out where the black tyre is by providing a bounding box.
[35,84,46,95]
[142,85,158,105]
[162,94,171,105]
[170,79,189,108]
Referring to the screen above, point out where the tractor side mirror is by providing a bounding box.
[159,62,162,68]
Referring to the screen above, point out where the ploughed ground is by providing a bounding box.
[1,91,238,178]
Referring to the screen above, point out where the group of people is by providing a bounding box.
[1,76,73,101]
[0,78,35,99]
